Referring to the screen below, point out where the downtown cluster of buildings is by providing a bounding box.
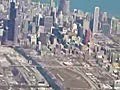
[0,0,119,47]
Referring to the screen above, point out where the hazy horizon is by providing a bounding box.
[41,0,120,16]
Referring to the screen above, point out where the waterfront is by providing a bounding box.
[41,0,120,16]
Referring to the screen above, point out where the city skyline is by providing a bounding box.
[40,0,120,16]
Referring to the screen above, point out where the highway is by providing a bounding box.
[7,65,89,69]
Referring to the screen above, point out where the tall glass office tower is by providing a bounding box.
[93,7,100,33]
[58,0,70,15]
[8,0,17,43]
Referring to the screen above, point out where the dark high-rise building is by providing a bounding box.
[77,24,84,39]
[7,0,17,44]
[101,23,110,35]
[40,33,47,45]
[83,29,91,45]
[58,0,70,15]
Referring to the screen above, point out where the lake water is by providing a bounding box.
[41,0,120,16]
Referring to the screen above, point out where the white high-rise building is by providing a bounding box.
[102,12,108,22]
[50,0,55,8]
[58,11,63,26]
[93,7,100,33]
[110,17,118,34]
[83,19,90,30]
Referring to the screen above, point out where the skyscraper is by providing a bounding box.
[50,0,55,8]
[111,17,118,34]
[102,12,108,23]
[58,11,63,26]
[93,7,100,33]
[0,20,4,45]
[83,29,91,45]
[7,0,17,44]
[44,16,53,33]
[65,0,70,15]
[58,0,70,15]
[83,19,90,30]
